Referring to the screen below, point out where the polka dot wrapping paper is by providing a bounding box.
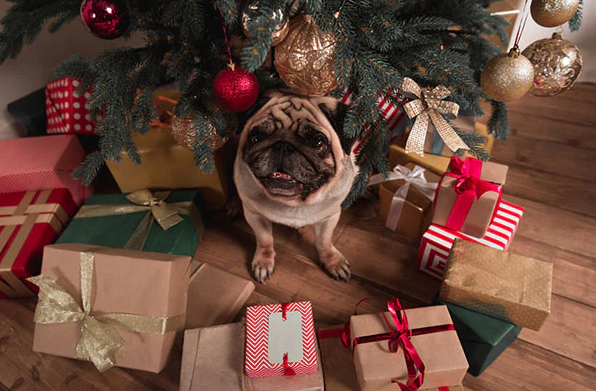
[45,77,96,135]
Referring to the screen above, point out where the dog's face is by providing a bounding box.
[239,90,352,202]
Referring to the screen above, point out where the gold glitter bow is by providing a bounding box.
[28,251,186,372]
[401,77,469,156]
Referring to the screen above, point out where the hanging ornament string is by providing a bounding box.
[513,0,532,49]
[221,22,235,70]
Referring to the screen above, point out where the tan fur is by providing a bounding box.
[234,91,357,282]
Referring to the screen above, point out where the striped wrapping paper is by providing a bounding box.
[245,301,318,378]
[417,200,524,280]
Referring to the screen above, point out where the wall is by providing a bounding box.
[0,2,143,139]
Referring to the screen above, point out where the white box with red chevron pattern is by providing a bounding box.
[245,301,318,379]
[417,200,524,280]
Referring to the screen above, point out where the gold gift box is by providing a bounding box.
[390,123,494,176]
[440,240,553,331]
[378,164,441,242]
[106,90,232,210]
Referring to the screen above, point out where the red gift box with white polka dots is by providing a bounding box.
[45,77,95,135]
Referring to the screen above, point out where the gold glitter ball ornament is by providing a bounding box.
[481,47,534,102]
[274,15,338,95]
[522,33,583,97]
[170,107,235,151]
[531,0,580,28]
[242,1,289,46]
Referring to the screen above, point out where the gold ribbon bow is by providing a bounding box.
[125,190,184,230]
[401,77,469,156]
[28,250,185,372]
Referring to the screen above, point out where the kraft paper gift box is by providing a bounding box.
[349,301,468,391]
[180,323,324,391]
[418,200,524,280]
[433,296,522,376]
[389,123,494,177]
[0,135,92,205]
[29,243,190,373]
[185,260,255,329]
[374,164,441,242]
[440,240,553,331]
[245,301,318,378]
[432,157,508,238]
[56,189,204,257]
[0,189,77,298]
[106,90,231,210]
[46,77,96,135]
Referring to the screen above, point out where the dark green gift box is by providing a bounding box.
[433,296,522,376]
[57,190,205,257]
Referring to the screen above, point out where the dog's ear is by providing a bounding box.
[318,99,354,155]
[236,94,272,134]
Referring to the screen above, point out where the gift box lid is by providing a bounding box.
[433,295,518,346]
[446,157,508,186]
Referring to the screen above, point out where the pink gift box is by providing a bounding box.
[245,301,318,378]
[46,77,95,135]
[0,135,92,205]
[417,200,524,280]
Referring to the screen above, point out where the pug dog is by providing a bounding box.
[234,90,357,283]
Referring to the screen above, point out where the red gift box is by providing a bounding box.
[46,77,95,135]
[0,134,92,205]
[245,301,318,378]
[0,189,77,298]
[417,200,524,280]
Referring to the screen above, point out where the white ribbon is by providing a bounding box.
[369,165,438,231]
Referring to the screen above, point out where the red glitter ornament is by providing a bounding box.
[213,63,259,112]
[80,0,130,40]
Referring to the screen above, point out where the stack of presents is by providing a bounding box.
[2,4,552,384]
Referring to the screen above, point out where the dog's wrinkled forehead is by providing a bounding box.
[247,91,337,136]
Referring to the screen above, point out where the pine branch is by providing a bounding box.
[569,0,583,32]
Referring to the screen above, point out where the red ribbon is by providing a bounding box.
[441,157,502,232]
[283,353,297,376]
[281,302,290,321]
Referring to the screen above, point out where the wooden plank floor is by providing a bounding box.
[2,84,596,390]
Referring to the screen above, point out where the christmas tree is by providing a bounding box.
[0,0,555,205]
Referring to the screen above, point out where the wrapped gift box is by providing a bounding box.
[0,135,91,205]
[377,164,440,242]
[106,90,231,210]
[418,200,523,280]
[433,296,522,376]
[389,123,494,177]
[56,189,204,257]
[185,260,255,329]
[180,323,324,391]
[46,77,95,135]
[432,157,508,238]
[30,243,190,373]
[246,301,318,378]
[440,240,553,331]
[0,189,77,298]
[349,304,468,391]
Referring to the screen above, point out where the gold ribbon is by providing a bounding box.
[0,190,66,298]
[73,190,196,251]
[401,77,469,156]
[28,250,186,372]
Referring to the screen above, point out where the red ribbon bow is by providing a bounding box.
[442,157,502,232]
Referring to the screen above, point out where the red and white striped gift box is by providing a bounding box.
[245,301,318,378]
[46,77,95,135]
[417,200,524,280]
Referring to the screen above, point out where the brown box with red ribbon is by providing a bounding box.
[0,189,77,298]
[432,157,508,238]
[349,302,468,391]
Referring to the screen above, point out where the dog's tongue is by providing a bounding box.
[271,171,293,181]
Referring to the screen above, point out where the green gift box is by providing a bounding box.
[433,296,522,376]
[57,189,205,257]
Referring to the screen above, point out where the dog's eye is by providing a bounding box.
[249,131,265,144]
[311,135,328,152]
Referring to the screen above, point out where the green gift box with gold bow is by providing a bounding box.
[56,189,205,257]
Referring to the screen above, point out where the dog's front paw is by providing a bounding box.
[320,248,351,282]
[251,249,275,283]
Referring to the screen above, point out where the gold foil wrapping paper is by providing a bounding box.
[440,240,553,331]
